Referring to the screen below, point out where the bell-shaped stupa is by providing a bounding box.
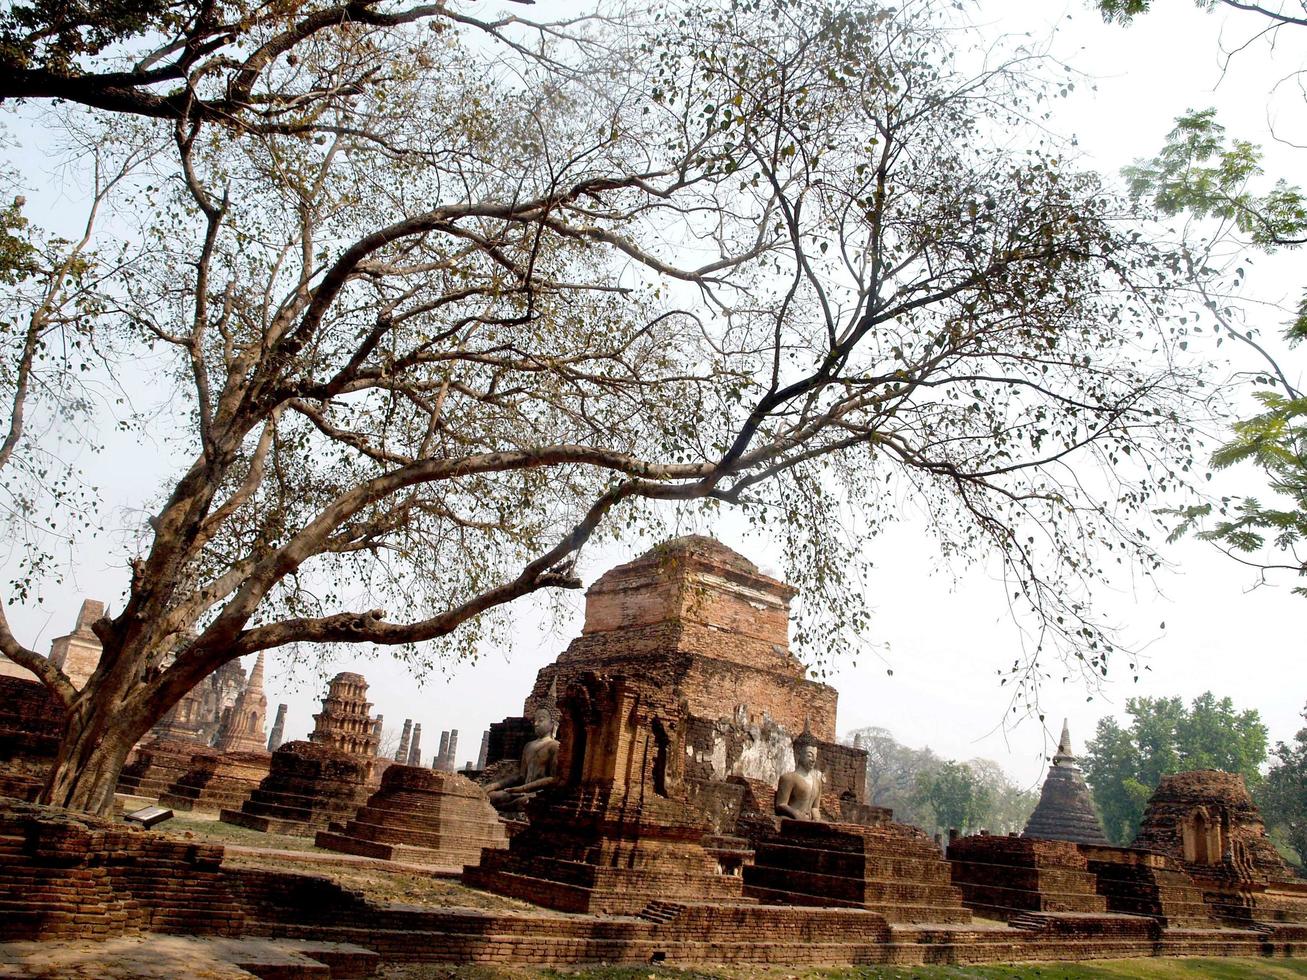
[1021,720,1109,846]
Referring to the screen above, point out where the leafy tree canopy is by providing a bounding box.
[1097,5,1307,593]
[0,0,1212,815]
[1261,702,1307,869]
[1083,692,1269,843]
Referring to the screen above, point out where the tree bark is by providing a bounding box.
[39,712,142,816]
[38,667,156,817]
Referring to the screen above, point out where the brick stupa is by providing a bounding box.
[219,672,378,836]
[1131,770,1307,928]
[310,672,380,756]
[47,600,104,690]
[1021,721,1109,846]
[316,765,508,868]
[214,653,268,754]
[506,536,866,805]
[524,536,835,740]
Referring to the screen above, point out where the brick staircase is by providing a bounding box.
[744,819,972,923]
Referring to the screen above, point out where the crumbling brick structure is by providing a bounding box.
[1132,770,1307,928]
[465,671,752,914]
[158,750,272,813]
[947,834,1109,920]
[117,740,220,800]
[744,818,973,923]
[219,741,373,836]
[486,537,866,812]
[0,676,64,801]
[316,764,507,868]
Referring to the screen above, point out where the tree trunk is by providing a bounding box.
[39,688,151,817]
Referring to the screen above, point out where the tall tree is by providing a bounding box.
[1261,703,1307,869]
[2,0,1209,815]
[1094,4,1307,594]
[915,760,993,837]
[849,728,1036,834]
[1082,692,1269,843]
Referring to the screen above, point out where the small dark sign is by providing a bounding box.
[124,805,173,828]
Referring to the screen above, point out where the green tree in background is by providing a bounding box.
[1083,692,1269,844]
[1261,703,1307,870]
[915,761,994,837]
[848,728,1037,835]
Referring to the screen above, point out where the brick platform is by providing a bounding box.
[0,677,64,801]
[117,739,220,800]
[315,765,506,868]
[1080,844,1216,927]
[219,741,372,837]
[947,834,1108,920]
[1,800,1303,968]
[158,751,272,813]
[743,818,973,923]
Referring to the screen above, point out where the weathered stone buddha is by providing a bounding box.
[775,727,824,821]
[486,708,559,812]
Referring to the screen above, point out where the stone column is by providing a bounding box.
[395,719,412,763]
[447,730,459,770]
[476,730,489,770]
[408,724,422,767]
[371,714,384,754]
[267,704,288,752]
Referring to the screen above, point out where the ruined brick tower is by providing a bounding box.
[47,600,105,690]
[309,672,380,757]
[517,536,863,798]
[216,653,269,754]
[525,536,833,739]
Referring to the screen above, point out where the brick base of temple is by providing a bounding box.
[743,819,973,923]
[315,765,507,868]
[219,741,372,837]
[158,751,272,813]
[464,785,751,915]
[948,834,1110,921]
[3,799,1305,969]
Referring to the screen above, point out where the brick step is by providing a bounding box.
[753,842,953,883]
[336,818,503,851]
[454,866,599,914]
[639,900,685,923]
[350,807,504,837]
[313,831,484,869]
[744,863,967,907]
[742,883,972,924]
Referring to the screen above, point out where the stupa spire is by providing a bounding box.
[1022,716,1108,846]
[1054,718,1075,766]
[247,652,266,695]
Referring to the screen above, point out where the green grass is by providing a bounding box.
[155,809,319,851]
[380,960,1307,980]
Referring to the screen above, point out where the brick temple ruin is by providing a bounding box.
[0,539,1304,973]
[219,672,381,835]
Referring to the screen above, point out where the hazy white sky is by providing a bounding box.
[4,0,1303,789]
